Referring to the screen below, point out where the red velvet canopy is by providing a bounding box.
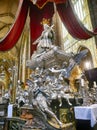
[0,0,29,51]
[0,0,97,52]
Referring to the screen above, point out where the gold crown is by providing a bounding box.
[41,18,50,25]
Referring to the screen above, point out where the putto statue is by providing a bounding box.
[25,19,88,129]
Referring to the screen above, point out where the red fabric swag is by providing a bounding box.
[0,0,29,51]
[1,0,97,52]
[56,0,97,40]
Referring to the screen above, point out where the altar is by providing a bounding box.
[74,104,97,130]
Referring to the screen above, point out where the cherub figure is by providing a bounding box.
[49,75,72,107]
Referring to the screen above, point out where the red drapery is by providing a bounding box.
[0,0,29,51]
[36,0,48,8]
[1,0,97,52]
[32,0,67,9]
[29,2,54,53]
[56,0,97,40]
[35,0,67,8]
[48,0,67,4]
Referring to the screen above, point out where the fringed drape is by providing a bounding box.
[36,0,48,8]
[0,0,29,51]
[35,0,67,8]
[29,2,54,54]
[56,0,97,40]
